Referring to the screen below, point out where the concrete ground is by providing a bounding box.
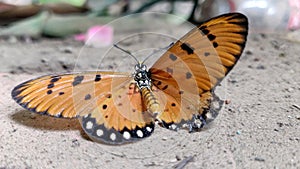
[0,18,299,169]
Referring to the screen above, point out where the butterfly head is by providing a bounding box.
[134,63,147,71]
[134,63,151,88]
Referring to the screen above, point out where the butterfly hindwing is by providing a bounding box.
[80,82,155,144]
[150,13,248,131]
[150,68,200,130]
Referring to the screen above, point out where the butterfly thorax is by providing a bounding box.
[134,64,152,89]
[134,63,161,120]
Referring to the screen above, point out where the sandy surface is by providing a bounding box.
[0,25,299,169]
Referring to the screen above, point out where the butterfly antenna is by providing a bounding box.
[114,44,139,64]
[141,42,174,65]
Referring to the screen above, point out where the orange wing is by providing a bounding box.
[12,72,155,144]
[150,13,248,131]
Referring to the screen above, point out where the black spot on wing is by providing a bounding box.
[72,75,84,86]
[204,52,210,56]
[85,94,91,100]
[169,54,177,61]
[50,76,61,83]
[186,72,192,79]
[47,90,52,95]
[213,42,218,48]
[95,74,101,82]
[106,94,112,98]
[181,43,194,54]
[47,83,54,89]
[201,28,209,35]
[162,85,168,90]
[166,67,173,74]
[207,34,216,41]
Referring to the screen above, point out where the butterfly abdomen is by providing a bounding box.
[140,87,160,118]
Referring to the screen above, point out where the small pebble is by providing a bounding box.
[292,104,300,110]
[176,155,181,161]
[169,158,178,163]
[277,122,283,127]
[254,157,265,162]
[225,100,231,104]
[245,50,253,55]
[71,139,80,147]
[59,46,73,54]
[253,58,260,61]
[228,79,238,84]
[279,53,285,57]
[144,162,156,167]
[256,65,266,70]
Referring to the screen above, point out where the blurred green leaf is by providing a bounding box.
[87,0,118,16]
[0,11,115,37]
[0,11,49,37]
[38,0,86,7]
[43,14,115,37]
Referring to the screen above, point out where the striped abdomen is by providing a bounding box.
[140,87,160,118]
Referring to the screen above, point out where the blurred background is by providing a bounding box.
[0,0,299,73]
[0,0,299,38]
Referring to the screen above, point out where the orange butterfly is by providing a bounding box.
[11,13,248,144]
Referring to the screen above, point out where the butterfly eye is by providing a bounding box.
[134,64,147,72]
[141,64,147,71]
[134,64,140,71]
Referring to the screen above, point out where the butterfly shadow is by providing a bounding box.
[10,110,91,140]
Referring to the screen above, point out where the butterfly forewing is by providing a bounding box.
[12,72,156,144]
[12,72,127,117]
[150,13,248,131]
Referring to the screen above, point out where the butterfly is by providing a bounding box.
[11,13,248,144]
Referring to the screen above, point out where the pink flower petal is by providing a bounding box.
[289,0,300,30]
[74,33,86,41]
[85,25,114,48]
